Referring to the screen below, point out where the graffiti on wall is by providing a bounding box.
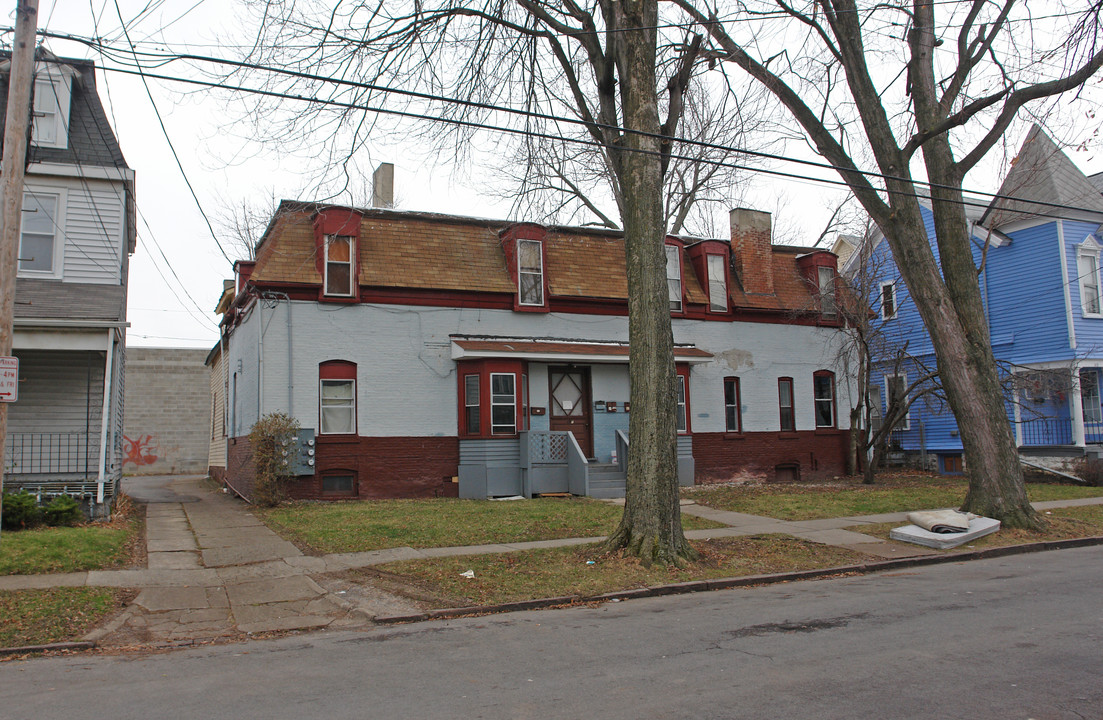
[123,434,159,467]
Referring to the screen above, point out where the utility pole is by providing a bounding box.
[0,1,40,542]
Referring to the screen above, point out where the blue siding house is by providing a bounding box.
[848,126,1103,473]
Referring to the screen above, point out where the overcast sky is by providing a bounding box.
[19,0,1103,350]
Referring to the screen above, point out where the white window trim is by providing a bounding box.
[813,372,836,428]
[1076,237,1103,318]
[517,239,545,306]
[17,187,66,280]
[31,66,74,150]
[490,372,517,435]
[880,281,898,320]
[319,378,357,434]
[666,245,683,313]
[707,254,727,312]
[676,374,687,433]
[323,235,355,297]
[884,373,911,431]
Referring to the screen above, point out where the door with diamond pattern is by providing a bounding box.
[549,367,593,459]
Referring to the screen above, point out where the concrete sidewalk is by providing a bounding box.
[3,475,1103,648]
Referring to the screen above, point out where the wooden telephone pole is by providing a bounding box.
[0,1,40,541]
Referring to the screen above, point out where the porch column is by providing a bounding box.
[1070,364,1086,448]
[96,329,116,503]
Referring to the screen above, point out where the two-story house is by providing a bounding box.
[210,184,855,501]
[850,126,1103,473]
[2,52,135,516]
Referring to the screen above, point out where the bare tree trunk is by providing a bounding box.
[602,0,695,565]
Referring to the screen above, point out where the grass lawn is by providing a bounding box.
[685,475,1103,521]
[0,498,142,576]
[374,535,874,608]
[847,504,1103,552]
[0,588,133,648]
[260,497,723,554]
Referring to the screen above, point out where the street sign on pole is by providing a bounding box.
[0,356,16,403]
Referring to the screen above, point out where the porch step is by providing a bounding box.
[587,462,626,499]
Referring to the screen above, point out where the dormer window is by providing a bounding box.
[324,236,354,297]
[31,67,73,150]
[518,239,544,306]
[666,244,683,312]
[818,266,836,316]
[1077,237,1102,317]
[707,254,727,312]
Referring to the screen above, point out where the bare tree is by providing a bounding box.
[232,0,728,564]
[676,0,1103,528]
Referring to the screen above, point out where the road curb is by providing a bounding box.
[372,534,1103,625]
[0,641,95,657]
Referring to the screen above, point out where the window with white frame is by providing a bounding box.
[490,373,517,434]
[813,371,836,428]
[517,239,544,306]
[885,374,910,430]
[463,374,481,436]
[778,377,795,432]
[707,254,727,312]
[31,75,71,149]
[1081,369,1102,425]
[676,374,687,433]
[818,266,836,316]
[880,281,898,320]
[19,191,60,275]
[324,236,354,297]
[1077,240,1102,316]
[724,377,741,433]
[320,361,357,434]
[666,245,683,312]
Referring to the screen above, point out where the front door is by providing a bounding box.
[549,366,593,458]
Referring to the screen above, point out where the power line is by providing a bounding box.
[40,29,1103,221]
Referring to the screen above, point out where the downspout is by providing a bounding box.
[96,328,115,504]
[257,297,264,423]
[286,296,293,416]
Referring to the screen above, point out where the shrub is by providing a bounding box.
[2,491,43,530]
[250,412,301,507]
[1071,456,1103,487]
[44,495,84,526]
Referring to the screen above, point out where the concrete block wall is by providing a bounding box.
[123,347,211,475]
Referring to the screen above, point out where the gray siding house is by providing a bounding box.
[2,52,135,515]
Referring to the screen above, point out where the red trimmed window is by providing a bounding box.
[319,360,356,435]
[778,377,795,432]
[707,254,728,312]
[813,370,836,428]
[518,239,545,306]
[818,266,837,316]
[324,236,354,297]
[457,360,528,437]
[724,377,741,433]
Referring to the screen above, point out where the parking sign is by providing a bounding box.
[0,356,17,403]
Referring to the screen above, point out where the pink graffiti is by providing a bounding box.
[123,434,159,467]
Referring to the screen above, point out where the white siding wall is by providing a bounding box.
[231,299,851,438]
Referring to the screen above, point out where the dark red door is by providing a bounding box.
[549,367,593,458]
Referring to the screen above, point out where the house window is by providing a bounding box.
[1081,369,1102,425]
[880,281,897,320]
[490,373,517,434]
[707,254,727,312]
[813,371,836,428]
[724,377,741,433]
[518,239,544,306]
[778,377,795,432]
[818,266,836,316]
[885,373,910,430]
[324,236,354,297]
[32,79,67,147]
[676,374,687,433]
[319,361,356,434]
[463,375,481,436]
[666,245,683,312]
[1078,244,1102,315]
[19,192,59,274]
[321,472,357,496]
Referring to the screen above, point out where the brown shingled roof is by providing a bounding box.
[247,202,818,313]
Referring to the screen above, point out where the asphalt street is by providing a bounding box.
[3,546,1101,719]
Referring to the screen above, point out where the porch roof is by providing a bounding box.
[450,337,713,364]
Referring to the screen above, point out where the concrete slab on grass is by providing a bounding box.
[890,517,1001,549]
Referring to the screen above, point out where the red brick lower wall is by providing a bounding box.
[693,430,848,483]
[225,436,257,500]
[301,435,460,499]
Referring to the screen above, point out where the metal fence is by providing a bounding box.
[3,432,93,475]
[1015,418,1074,447]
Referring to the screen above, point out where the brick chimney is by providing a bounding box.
[372,162,394,208]
[730,208,774,295]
